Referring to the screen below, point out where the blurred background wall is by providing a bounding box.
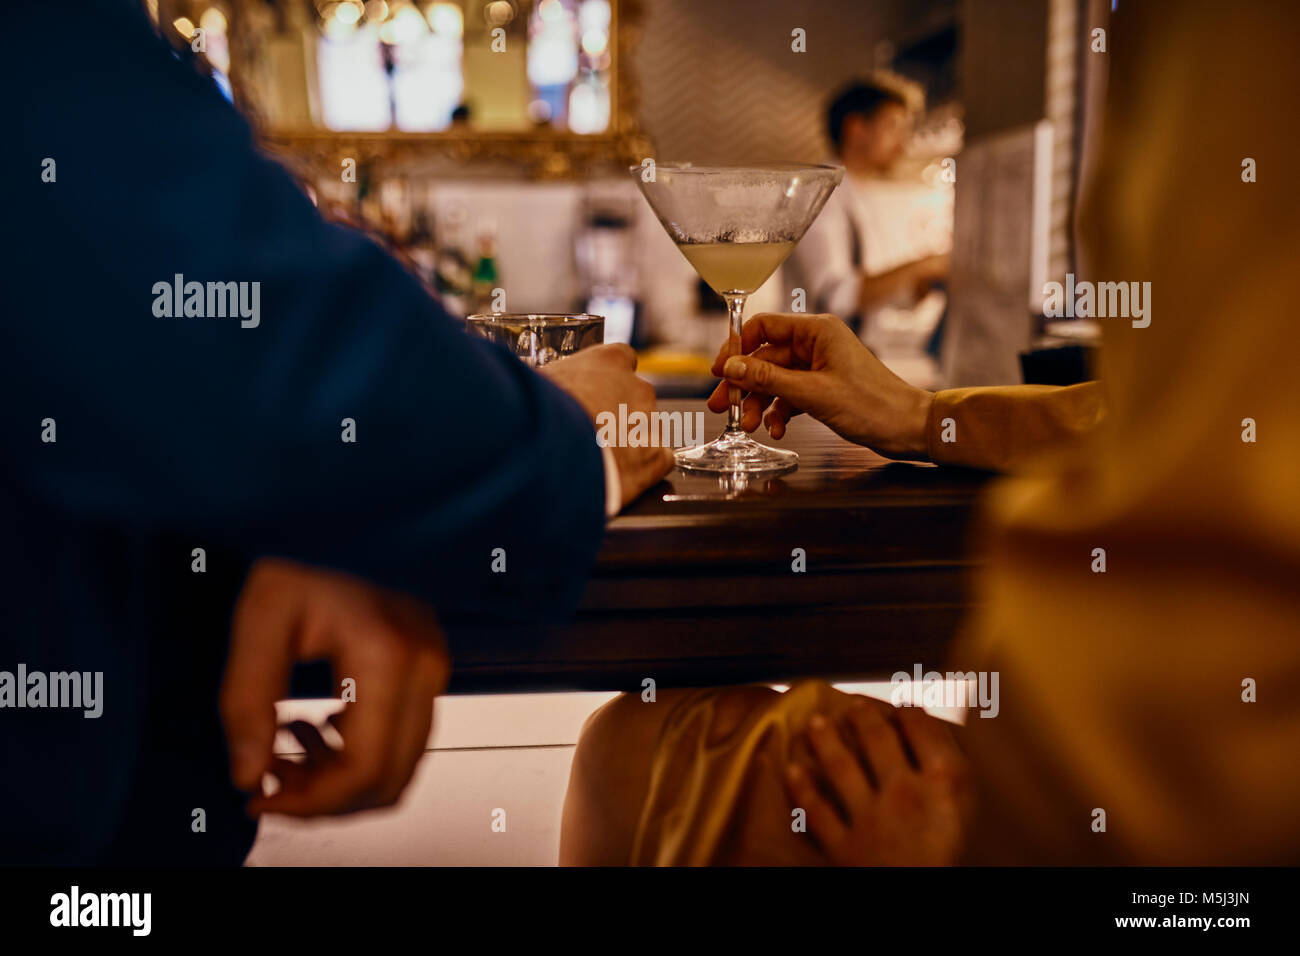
[156,0,1106,388]
[634,0,955,163]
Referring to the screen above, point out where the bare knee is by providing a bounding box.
[562,686,783,865]
[561,692,684,865]
[576,691,672,762]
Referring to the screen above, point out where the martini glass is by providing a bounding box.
[633,163,843,475]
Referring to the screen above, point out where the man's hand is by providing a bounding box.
[784,698,974,865]
[220,558,449,817]
[540,344,674,510]
[707,313,934,460]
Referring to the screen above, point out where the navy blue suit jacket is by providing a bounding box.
[1,1,606,863]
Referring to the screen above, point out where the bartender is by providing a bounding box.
[787,79,952,387]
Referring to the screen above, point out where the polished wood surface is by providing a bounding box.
[446,400,995,692]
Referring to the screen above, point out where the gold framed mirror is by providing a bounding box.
[211,0,649,178]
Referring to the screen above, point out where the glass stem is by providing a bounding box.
[724,293,747,434]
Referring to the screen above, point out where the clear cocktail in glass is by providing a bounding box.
[633,163,842,475]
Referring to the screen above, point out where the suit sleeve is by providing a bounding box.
[3,5,605,621]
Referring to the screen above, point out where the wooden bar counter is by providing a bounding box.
[442,399,996,693]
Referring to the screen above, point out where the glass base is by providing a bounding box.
[674,427,799,476]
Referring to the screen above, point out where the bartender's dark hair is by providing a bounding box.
[827,81,908,152]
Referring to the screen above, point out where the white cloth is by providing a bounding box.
[600,443,621,517]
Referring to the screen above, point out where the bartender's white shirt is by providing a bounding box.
[787,169,953,383]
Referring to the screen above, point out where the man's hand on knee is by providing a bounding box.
[783,698,974,865]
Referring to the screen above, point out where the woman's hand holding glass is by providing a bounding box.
[707,313,935,461]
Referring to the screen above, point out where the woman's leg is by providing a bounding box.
[560,686,784,865]
[563,681,974,865]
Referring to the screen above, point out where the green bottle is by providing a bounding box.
[472,229,499,313]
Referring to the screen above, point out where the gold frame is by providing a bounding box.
[229,0,651,179]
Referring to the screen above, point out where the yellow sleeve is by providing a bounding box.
[924,381,1104,472]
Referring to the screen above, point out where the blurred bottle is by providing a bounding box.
[405,206,437,288]
[472,225,500,314]
[434,203,473,318]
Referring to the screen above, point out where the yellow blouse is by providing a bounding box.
[950,1,1300,864]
